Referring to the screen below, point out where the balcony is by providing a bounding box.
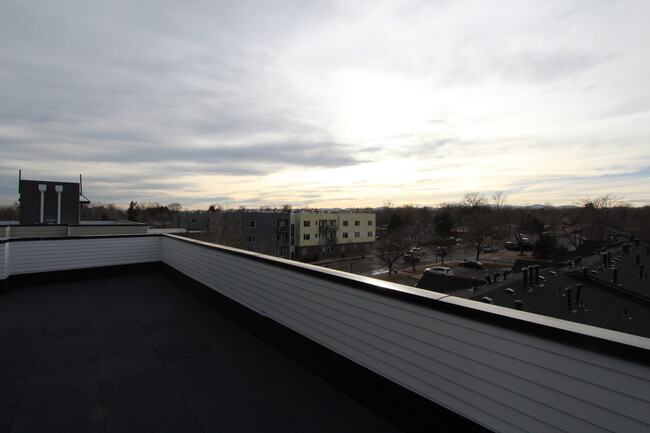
[318,224,338,232]
[1,234,649,433]
[319,237,338,245]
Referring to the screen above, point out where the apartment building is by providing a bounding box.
[180,210,376,262]
[293,211,376,262]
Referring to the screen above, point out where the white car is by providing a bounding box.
[425,266,453,276]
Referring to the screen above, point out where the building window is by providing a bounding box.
[355,221,360,226]
[272,234,277,241]
[246,220,255,228]
[368,231,373,237]
[272,220,276,226]
[304,221,310,227]
[368,220,373,226]
[246,235,255,243]
[355,232,360,237]
[278,249,286,257]
[343,221,349,226]
[341,245,346,252]
[303,234,310,240]
[302,248,308,254]
[343,232,349,238]
[353,244,358,250]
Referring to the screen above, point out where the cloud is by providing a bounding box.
[2,1,650,208]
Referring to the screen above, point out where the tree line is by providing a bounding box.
[374,193,650,273]
[0,201,183,228]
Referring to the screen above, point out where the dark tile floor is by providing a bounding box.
[0,273,401,433]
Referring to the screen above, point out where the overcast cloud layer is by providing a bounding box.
[1,0,649,209]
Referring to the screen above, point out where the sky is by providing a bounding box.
[1,0,649,210]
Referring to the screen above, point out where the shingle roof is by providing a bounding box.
[468,245,650,338]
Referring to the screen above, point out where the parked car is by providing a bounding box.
[404,255,421,263]
[483,245,498,253]
[459,261,484,269]
[425,266,453,276]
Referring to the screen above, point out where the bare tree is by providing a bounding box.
[168,202,182,212]
[375,231,404,275]
[461,192,493,261]
[0,201,20,220]
[576,194,622,241]
[491,191,507,211]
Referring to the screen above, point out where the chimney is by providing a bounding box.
[575,283,582,305]
[565,287,572,309]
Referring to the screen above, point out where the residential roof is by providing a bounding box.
[468,243,650,338]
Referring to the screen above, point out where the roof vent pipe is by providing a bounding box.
[565,287,573,309]
[55,185,63,224]
[38,184,47,223]
[534,265,540,284]
[639,264,645,280]
[522,268,528,287]
[583,267,588,278]
[607,251,612,267]
[514,300,524,310]
[575,283,582,305]
[612,268,619,284]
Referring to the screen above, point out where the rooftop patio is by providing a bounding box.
[0,272,401,433]
[1,234,648,433]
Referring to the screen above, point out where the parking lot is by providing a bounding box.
[320,243,520,287]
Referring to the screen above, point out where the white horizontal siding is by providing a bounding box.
[6,236,161,276]
[7,225,68,238]
[0,243,5,279]
[162,235,650,433]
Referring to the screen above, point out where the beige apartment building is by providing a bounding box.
[293,212,376,262]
